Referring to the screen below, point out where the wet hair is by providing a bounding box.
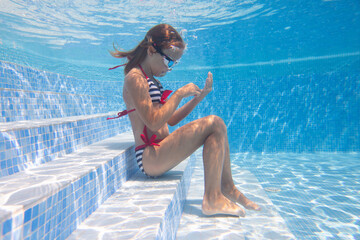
[110,24,185,75]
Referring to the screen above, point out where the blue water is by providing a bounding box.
[235,152,360,239]
[1,0,359,239]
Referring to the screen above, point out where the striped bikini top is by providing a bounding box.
[107,64,172,120]
[108,63,166,103]
[139,65,164,104]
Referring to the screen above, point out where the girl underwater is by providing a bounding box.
[109,24,260,217]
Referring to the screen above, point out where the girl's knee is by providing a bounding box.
[207,115,226,132]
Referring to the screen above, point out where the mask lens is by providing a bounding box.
[163,56,176,68]
[167,59,174,68]
[164,56,176,68]
[153,43,178,69]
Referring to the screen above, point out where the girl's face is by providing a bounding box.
[150,45,184,77]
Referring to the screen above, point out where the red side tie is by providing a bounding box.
[135,126,162,151]
[106,109,135,120]
[107,90,172,120]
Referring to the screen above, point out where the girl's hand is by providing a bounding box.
[178,83,201,98]
[200,72,213,98]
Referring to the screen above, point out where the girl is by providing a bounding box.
[110,24,260,217]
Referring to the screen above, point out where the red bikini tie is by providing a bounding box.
[107,90,172,120]
[135,126,162,151]
[106,109,135,120]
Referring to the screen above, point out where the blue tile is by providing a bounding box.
[55,211,62,225]
[24,208,32,223]
[6,159,12,167]
[0,140,5,152]
[30,231,38,240]
[32,205,39,218]
[38,225,45,239]
[45,221,52,235]
[39,202,46,215]
[39,214,45,227]
[31,218,38,232]
[21,221,29,238]
[2,218,12,235]
[62,199,67,209]
[46,196,53,208]
[1,160,6,169]
[12,165,19,173]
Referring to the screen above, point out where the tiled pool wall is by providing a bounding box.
[0,87,104,122]
[0,60,125,122]
[1,146,137,240]
[3,59,358,154]
[172,67,360,152]
[0,60,131,178]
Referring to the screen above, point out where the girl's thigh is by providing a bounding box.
[142,115,225,176]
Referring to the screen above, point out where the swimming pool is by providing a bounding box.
[1,0,359,239]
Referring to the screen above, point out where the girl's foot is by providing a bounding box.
[202,193,246,217]
[223,186,261,211]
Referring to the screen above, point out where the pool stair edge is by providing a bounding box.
[0,132,136,240]
[68,151,197,240]
[0,112,131,178]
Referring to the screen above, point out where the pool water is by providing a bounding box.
[1,0,359,239]
[234,152,360,239]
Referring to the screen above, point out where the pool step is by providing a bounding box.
[0,112,131,178]
[177,152,296,240]
[68,152,197,240]
[0,132,136,240]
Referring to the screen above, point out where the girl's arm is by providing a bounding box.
[168,72,213,126]
[125,71,201,131]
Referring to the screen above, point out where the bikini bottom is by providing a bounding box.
[134,126,163,178]
[135,147,152,177]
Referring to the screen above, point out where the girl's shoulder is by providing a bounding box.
[124,68,149,91]
[125,67,145,81]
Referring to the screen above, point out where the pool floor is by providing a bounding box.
[177,150,295,239]
[233,152,360,239]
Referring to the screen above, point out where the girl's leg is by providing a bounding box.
[142,115,244,216]
[221,136,261,211]
[200,119,245,216]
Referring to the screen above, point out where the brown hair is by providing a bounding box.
[110,24,185,75]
